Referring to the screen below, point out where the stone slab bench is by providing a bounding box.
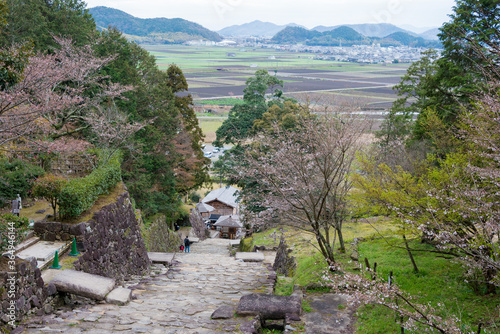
[51,269,115,300]
[147,252,175,265]
[235,252,265,262]
[236,294,302,320]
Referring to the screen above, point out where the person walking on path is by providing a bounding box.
[184,236,190,253]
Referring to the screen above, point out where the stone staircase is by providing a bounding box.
[20,238,277,333]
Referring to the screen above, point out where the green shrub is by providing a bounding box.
[0,158,44,203]
[32,174,67,220]
[0,214,30,253]
[188,192,201,204]
[59,153,122,218]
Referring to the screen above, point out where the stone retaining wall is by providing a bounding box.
[144,214,182,253]
[0,257,57,332]
[73,192,151,281]
[34,220,86,242]
[33,191,150,281]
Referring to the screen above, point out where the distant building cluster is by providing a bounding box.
[185,39,439,64]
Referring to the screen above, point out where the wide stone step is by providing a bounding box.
[15,240,71,269]
[147,252,175,265]
[235,252,265,262]
[13,236,40,254]
[50,269,116,300]
[16,240,67,261]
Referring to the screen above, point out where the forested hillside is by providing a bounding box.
[272,25,441,47]
[89,6,222,44]
[0,0,209,223]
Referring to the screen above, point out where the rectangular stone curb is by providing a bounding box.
[106,287,132,305]
[14,236,40,254]
[235,252,265,262]
[16,240,68,261]
[51,269,116,300]
[229,240,241,247]
[147,252,175,265]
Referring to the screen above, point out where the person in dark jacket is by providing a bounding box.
[184,236,190,253]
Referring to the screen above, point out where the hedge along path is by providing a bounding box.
[59,152,122,218]
[21,238,276,333]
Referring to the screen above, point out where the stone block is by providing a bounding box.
[50,269,115,300]
[46,222,62,233]
[211,305,234,319]
[147,252,174,265]
[235,252,265,262]
[105,287,131,305]
[236,294,302,321]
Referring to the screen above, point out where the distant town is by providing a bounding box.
[187,39,439,64]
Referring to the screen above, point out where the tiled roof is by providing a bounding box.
[195,202,215,213]
[202,186,239,209]
[213,215,242,228]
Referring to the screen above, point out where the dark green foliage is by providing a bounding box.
[0,42,32,90]
[439,0,500,77]
[89,6,222,43]
[215,69,284,145]
[59,153,122,218]
[94,28,206,217]
[0,159,44,202]
[0,0,96,50]
[324,26,365,41]
[32,174,67,220]
[271,26,320,44]
[379,32,441,48]
[379,0,500,148]
[272,25,439,47]
[0,1,33,89]
[0,214,29,252]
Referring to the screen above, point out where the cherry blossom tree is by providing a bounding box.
[0,36,131,154]
[328,268,470,333]
[236,112,369,264]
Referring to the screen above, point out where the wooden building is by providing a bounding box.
[201,186,239,216]
[214,215,243,239]
[195,202,215,219]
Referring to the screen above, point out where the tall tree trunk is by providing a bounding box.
[403,234,419,273]
[336,225,345,253]
[52,199,57,220]
[316,232,336,266]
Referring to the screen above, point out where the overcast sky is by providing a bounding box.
[84,0,456,31]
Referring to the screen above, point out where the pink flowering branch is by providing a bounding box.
[0,37,132,153]
[326,268,471,333]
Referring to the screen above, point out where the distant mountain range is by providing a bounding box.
[88,7,222,44]
[272,26,442,48]
[220,21,440,41]
[313,23,417,38]
[218,20,305,38]
[87,6,440,46]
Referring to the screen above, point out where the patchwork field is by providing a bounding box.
[143,45,410,110]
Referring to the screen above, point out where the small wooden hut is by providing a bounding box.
[213,215,243,239]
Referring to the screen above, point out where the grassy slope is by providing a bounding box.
[247,222,500,333]
[198,118,224,143]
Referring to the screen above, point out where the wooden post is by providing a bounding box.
[364,257,370,270]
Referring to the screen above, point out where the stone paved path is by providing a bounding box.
[21,238,275,333]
